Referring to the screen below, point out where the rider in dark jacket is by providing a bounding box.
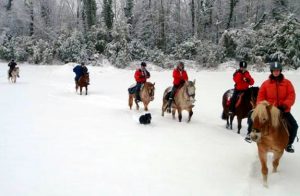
[8,59,18,77]
[73,62,88,83]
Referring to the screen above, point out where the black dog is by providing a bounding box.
[139,113,152,125]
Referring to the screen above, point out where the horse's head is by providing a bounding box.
[184,80,196,103]
[250,101,281,142]
[144,82,155,101]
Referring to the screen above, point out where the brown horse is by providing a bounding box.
[250,101,289,187]
[221,86,259,133]
[128,82,155,111]
[76,73,89,95]
[162,80,196,122]
[8,67,20,83]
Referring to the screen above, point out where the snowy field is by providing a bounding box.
[0,62,300,196]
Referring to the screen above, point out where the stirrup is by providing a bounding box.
[244,134,252,143]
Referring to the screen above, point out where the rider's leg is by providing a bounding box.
[135,83,142,101]
[283,112,298,152]
[229,89,239,114]
[245,110,254,142]
[168,85,177,112]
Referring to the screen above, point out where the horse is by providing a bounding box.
[128,82,155,111]
[8,67,20,83]
[221,86,259,134]
[250,101,289,187]
[76,73,89,95]
[162,80,196,122]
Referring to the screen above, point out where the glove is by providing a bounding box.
[243,78,250,83]
[277,105,286,113]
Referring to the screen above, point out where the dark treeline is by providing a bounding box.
[0,0,299,69]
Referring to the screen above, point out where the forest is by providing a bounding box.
[1,0,300,69]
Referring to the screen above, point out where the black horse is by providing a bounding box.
[221,86,259,134]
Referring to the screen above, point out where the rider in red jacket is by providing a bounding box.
[167,62,189,112]
[134,62,150,101]
[246,62,298,152]
[229,61,254,114]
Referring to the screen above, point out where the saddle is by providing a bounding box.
[226,90,244,108]
[128,83,144,94]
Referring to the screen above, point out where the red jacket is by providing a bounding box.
[233,70,254,90]
[173,68,188,85]
[257,74,295,112]
[134,68,150,83]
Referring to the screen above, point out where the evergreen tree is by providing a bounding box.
[83,0,97,30]
[102,0,114,30]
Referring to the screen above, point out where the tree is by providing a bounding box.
[102,0,114,30]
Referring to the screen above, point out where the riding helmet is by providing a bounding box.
[141,62,147,67]
[239,61,247,68]
[270,62,282,72]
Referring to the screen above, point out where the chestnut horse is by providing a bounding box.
[8,67,20,83]
[128,82,155,111]
[76,73,89,95]
[250,101,289,187]
[221,86,259,133]
[162,80,196,122]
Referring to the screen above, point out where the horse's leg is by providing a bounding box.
[237,117,242,134]
[85,86,88,95]
[188,109,193,122]
[143,101,149,111]
[80,87,82,95]
[135,99,139,110]
[172,109,176,119]
[229,115,234,130]
[258,147,268,187]
[129,94,133,110]
[177,108,182,122]
[272,151,284,173]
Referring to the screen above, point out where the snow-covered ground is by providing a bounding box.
[0,62,299,196]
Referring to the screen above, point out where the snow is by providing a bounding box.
[0,62,299,196]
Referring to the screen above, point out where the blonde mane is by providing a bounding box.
[252,101,281,128]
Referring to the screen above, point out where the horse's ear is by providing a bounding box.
[193,79,196,85]
[153,82,155,86]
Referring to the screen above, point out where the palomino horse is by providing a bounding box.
[221,86,259,133]
[162,80,196,122]
[250,101,289,187]
[128,82,155,111]
[8,67,20,83]
[76,73,89,95]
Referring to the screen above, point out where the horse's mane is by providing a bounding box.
[252,100,281,128]
[244,86,259,101]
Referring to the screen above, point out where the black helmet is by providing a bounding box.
[141,62,147,67]
[239,61,247,68]
[81,62,85,66]
[270,62,282,72]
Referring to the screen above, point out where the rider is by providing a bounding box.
[134,62,150,102]
[167,61,188,113]
[228,61,254,115]
[73,62,88,84]
[245,62,298,153]
[8,59,18,78]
